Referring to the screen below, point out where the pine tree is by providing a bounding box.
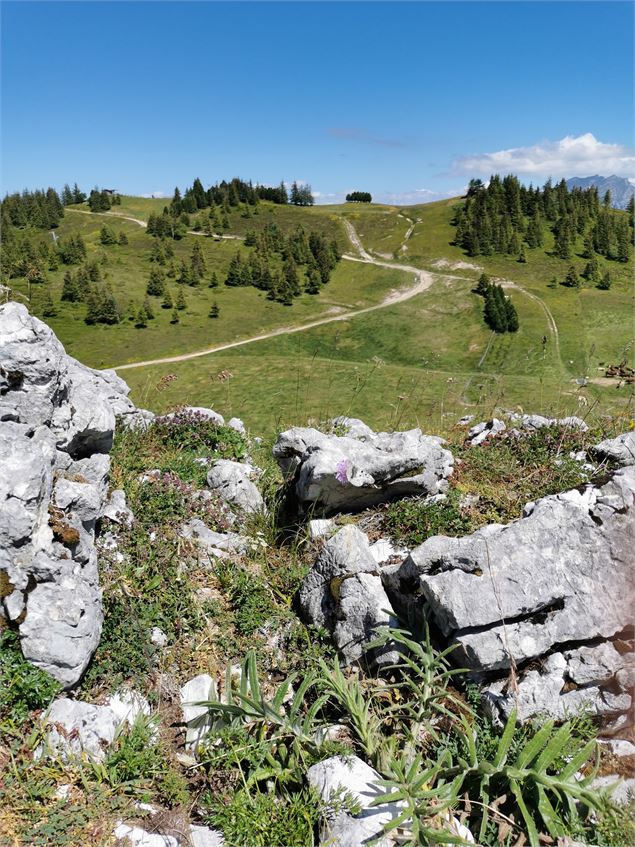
[146,268,165,296]
[61,184,74,206]
[563,265,581,288]
[190,241,207,283]
[100,225,117,245]
[284,256,300,296]
[597,270,612,290]
[161,289,173,309]
[505,298,519,332]
[518,244,527,263]
[616,219,631,263]
[554,221,572,260]
[143,296,154,320]
[208,302,220,318]
[209,271,219,288]
[170,308,179,324]
[41,288,57,317]
[582,256,600,284]
[305,264,321,294]
[61,270,81,302]
[118,231,129,245]
[582,231,595,259]
[475,273,491,295]
[100,286,120,324]
[134,305,148,328]
[177,260,192,286]
[176,288,187,310]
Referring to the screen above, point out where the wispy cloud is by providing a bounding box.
[327,126,408,149]
[453,133,635,179]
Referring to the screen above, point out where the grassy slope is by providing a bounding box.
[121,198,633,435]
[12,196,633,434]
[14,205,412,367]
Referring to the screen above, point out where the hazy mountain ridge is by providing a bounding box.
[565,174,635,209]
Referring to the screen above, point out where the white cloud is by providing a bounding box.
[454,133,635,179]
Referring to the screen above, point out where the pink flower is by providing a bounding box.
[335,459,350,484]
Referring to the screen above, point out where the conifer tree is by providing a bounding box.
[190,241,207,282]
[518,244,527,263]
[597,270,612,290]
[582,256,600,284]
[209,271,219,288]
[161,289,173,309]
[147,268,165,296]
[134,305,148,328]
[176,288,187,310]
[42,288,57,317]
[505,298,519,332]
[616,219,631,263]
[61,270,81,302]
[118,231,129,245]
[170,308,179,324]
[563,265,581,288]
[143,296,154,320]
[305,265,321,294]
[100,225,117,245]
[208,302,220,318]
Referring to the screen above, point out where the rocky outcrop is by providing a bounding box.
[388,464,635,723]
[273,420,453,515]
[0,303,148,687]
[591,430,635,467]
[206,460,264,514]
[296,525,398,667]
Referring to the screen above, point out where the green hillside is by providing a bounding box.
[4,189,633,435]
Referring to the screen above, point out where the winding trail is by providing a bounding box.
[66,207,244,240]
[114,221,442,371]
[70,212,559,376]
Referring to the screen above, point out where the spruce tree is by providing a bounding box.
[118,231,129,245]
[61,270,81,302]
[146,268,165,296]
[563,266,581,288]
[208,302,220,318]
[176,288,187,310]
[100,225,117,245]
[475,273,491,295]
[143,296,154,320]
[161,289,173,309]
[209,271,219,288]
[42,288,57,317]
[190,241,207,280]
[505,298,519,332]
[518,244,527,263]
[597,270,612,290]
[170,308,179,324]
[134,305,148,328]
[582,256,600,284]
[616,219,631,263]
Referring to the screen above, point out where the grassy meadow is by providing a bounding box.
[10,194,633,436]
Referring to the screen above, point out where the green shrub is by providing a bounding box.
[385,489,473,546]
[0,629,61,726]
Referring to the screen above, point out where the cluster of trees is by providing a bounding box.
[475,274,519,333]
[100,224,128,246]
[346,192,372,203]
[454,175,632,264]
[146,209,191,240]
[61,183,87,205]
[289,181,314,206]
[558,263,612,291]
[61,260,104,302]
[225,223,339,304]
[145,242,210,293]
[88,188,121,212]
[167,177,315,216]
[1,187,64,229]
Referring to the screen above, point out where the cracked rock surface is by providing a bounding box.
[0,303,147,687]
[273,419,453,515]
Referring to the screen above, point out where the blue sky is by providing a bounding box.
[1,1,633,203]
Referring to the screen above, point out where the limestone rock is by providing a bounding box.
[0,302,144,687]
[591,430,635,467]
[179,518,248,559]
[393,466,635,721]
[273,421,453,515]
[296,525,398,666]
[180,674,217,752]
[43,699,120,761]
[307,755,401,847]
[206,460,264,514]
[467,418,506,445]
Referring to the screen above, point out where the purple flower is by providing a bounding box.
[335,459,350,485]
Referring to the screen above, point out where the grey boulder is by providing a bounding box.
[296,525,398,666]
[273,421,453,515]
[591,430,635,467]
[206,460,264,514]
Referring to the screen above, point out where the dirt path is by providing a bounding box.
[115,254,440,371]
[66,208,244,240]
[499,279,561,361]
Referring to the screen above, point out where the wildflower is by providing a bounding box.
[335,459,350,484]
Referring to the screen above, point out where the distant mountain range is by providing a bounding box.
[565,174,634,210]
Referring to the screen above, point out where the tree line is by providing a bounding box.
[167,177,314,217]
[474,273,519,333]
[346,192,372,203]
[454,175,632,264]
